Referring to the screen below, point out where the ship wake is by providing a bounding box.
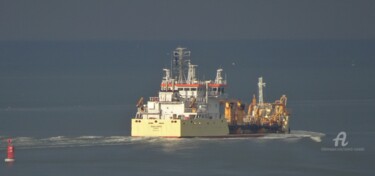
[0,130,324,150]
[261,130,325,142]
[0,136,138,150]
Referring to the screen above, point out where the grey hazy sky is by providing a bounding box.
[0,0,374,41]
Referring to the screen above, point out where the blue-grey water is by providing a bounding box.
[0,40,374,175]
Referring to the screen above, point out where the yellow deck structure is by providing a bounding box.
[131,118,229,137]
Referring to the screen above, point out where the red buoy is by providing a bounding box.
[5,139,15,162]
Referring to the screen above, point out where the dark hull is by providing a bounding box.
[228,124,289,134]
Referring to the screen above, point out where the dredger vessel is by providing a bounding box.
[131,47,290,137]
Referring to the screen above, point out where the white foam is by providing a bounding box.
[261,130,325,142]
[77,136,103,139]
[48,136,66,141]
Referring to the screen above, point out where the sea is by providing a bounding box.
[0,40,374,175]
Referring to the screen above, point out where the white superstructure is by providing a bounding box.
[131,47,290,137]
[135,47,226,121]
[132,47,229,137]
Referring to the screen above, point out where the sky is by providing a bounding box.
[0,0,374,41]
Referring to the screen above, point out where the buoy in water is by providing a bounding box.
[4,139,15,162]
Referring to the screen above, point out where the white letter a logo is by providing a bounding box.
[333,131,349,147]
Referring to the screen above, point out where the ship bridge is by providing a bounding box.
[160,47,227,100]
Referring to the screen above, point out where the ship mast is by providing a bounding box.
[258,77,266,106]
[172,47,191,83]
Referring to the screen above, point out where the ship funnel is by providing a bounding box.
[215,69,224,84]
[163,69,170,81]
[187,62,197,84]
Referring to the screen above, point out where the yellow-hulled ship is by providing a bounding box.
[131,47,290,138]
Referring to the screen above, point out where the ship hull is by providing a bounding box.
[131,118,229,137]
[228,124,289,134]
